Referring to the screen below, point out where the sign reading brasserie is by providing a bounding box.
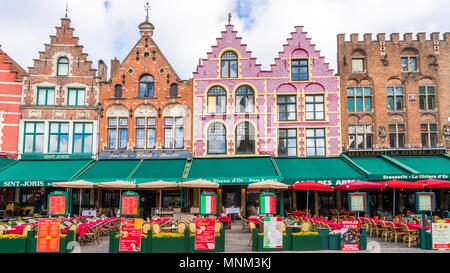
[432,220,450,250]
[263,217,283,249]
[346,148,446,157]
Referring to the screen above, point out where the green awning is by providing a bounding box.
[75,160,141,183]
[186,157,281,185]
[389,156,450,180]
[347,157,412,181]
[274,158,365,186]
[0,160,92,187]
[0,157,15,171]
[130,159,186,182]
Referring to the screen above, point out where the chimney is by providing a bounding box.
[110,57,120,78]
[98,60,108,82]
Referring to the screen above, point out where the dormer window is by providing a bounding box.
[221,51,238,78]
[401,56,417,72]
[291,59,309,81]
[139,74,154,97]
[57,57,69,76]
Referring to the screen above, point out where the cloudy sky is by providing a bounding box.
[0,0,449,80]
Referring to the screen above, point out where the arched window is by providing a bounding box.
[221,51,238,78]
[57,57,69,76]
[114,84,122,98]
[170,83,179,97]
[207,122,227,155]
[207,86,227,113]
[139,75,154,97]
[235,85,254,113]
[235,122,255,154]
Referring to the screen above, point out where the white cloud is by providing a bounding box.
[0,0,448,79]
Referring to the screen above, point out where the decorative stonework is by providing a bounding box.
[53,110,66,119]
[443,124,450,147]
[28,109,42,119]
[135,105,157,117]
[77,110,90,119]
[162,103,185,117]
[106,104,128,117]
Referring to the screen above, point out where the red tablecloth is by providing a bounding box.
[301,217,342,230]
[4,222,39,235]
[247,217,264,225]
[61,217,121,237]
[217,216,231,223]
[360,217,431,230]
[292,211,306,216]
[147,218,172,225]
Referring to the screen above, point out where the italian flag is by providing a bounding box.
[200,195,216,214]
[260,195,275,214]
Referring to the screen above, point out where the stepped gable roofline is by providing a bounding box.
[338,32,450,43]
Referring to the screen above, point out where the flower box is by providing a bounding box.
[151,236,186,253]
[291,235,321,251]
[0,237,27,253]
[329,234,341,250]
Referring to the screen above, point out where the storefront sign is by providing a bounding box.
[0,181,53,187]
[341,220,360,251]
[98,151,192,160]
[379,174,449,181]
[346,148,446,157]
[432,220,450,250]
[210,176,281,184]
[120,191,140,217]
[37,218,60,252]
[47,191,68,217]
[200,192,217,215]
[263,217,283,249]
[348,192,369,214]
[260,193,276,215]
[194,218,216,250]
[20,154,93,160]
[415,192,435,212]
[119,218,143,252]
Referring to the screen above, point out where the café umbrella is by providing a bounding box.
[247,180,289,190]
[180,179,219,215]
[413,179,450,189]
[288,181,334,217]
[377,180,424,215]
[52,180,97,217]
[137,180,179,214]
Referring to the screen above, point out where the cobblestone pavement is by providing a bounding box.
[76,221,445,253]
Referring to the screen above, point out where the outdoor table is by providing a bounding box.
[292,211,306,216]
[225,207,240,217]
[161,226,178,233]
[82,209,97,217]
[148,218,172,225]
[217,216,231,224]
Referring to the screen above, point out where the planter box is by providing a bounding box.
[151,236,185,253]
[329,234,341,250]
[108,235,149,253]
[0,238,26,253]
[25,231,74,253]
[291,235,321,251]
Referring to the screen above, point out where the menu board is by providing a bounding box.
[349,194,365,212]
[37,218,61,252]
[119,218,143,252]
[417,193,433,211]
[194,218,216,250]
[432,220,450,250]
[121,196,139,216]
[263,217,283,249]
[341,220,360,251]
[48,195,66,216]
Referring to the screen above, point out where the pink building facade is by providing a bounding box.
[193,22,342,157]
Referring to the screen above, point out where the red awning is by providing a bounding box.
[377,180,424,189]
[335,180,385,190]
[288,181,334,191]
[413,179,450,189]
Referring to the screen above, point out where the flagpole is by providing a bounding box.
[306,190,309,218]
[79,188,82,217]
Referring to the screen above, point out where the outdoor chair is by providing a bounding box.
[142,222,152,235]
[81,224,100,246]
[301,222,310,232]
[188,222,196,234]
[215,222,223,235]
[281,222,286,234]
[248,221,257,246]
[401,224,419,248]
[177,222,187,234]
[22,224,33,235]
[151,223,161,234]
[379,221,389,241]
[241,217,249,232]
[0,223,7,235]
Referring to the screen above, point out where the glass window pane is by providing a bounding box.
[83,135,92,153]
[25,123,35,133]
[364,88,372,96]
[84,123,93,134]
[396,87,403,95]
[355,88,363,96]
[118,129,127,149]
[107,129,117,149]
[387,87,394,96]
[364,98,371,111]
[49,135,59,153]
[348,125,356,134]
[148,118,156,126]
[35,135,44,153]
[136,128,145,149]
[175,128,184,149]
[356,98,363,111]
[136,118,145,126]
[221,61,229,78]
[108,118,117,126]
[35,123,44,133]
[165,118,173,126]
[347,98,354,112]
[24,135,34,153]
[50,123,59,133]
[60,135,68,153]
[77,90,85,106]
[46,89,55,105]
[387,97,394,111]
[164,128,173,148]
[428,96,434,109]
[316,112,324,120]
[306,129,314,137]
[147,128,155,149]
[347,88,354,96]
[119,118,128,126]
[68,90,76,106]
[60,123,69,133]
[73,135,83,153]
[74,123,83,134]
[37,89,46,105]
[288,129,296,137]
[305,112,314,120]
[175,117,184,126]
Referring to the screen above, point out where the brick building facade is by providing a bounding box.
[0,46,26,158]
[337,32,450,151]
[97,16,193,159]
[19,17,100,159]
[193,18,341,157]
